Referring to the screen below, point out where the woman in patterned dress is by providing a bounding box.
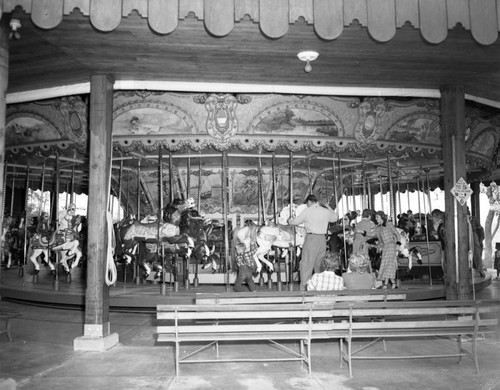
[374,211,401,289]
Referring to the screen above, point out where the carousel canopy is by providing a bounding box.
[3,1,500,215]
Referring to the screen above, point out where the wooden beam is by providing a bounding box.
[74,74,118,351]
[440,85,471,300]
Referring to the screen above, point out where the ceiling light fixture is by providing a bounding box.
[297,51,318,73]
[9,18,21,40]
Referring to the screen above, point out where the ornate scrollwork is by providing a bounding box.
[205,94,238,142]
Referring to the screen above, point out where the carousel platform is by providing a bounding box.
[0,262,492,311]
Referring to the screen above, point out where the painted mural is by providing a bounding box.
[250,101,343,137]
[6,114,61,145]
[386,113,441,144]
[113,101,198,136]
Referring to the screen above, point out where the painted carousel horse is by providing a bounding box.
[202,219,230,272]
[170,198,220,281]
[233,221,307,273]
[116,215,193,278]
[29,209,85,275]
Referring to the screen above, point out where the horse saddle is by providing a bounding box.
[162,233,189,245]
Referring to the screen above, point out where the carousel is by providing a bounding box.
[0,91,495,308]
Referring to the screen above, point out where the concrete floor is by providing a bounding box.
[1,271,500,390]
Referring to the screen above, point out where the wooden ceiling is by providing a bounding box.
[5,9,500,107]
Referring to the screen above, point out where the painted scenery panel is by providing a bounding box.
[6,116,61,145]
[114,107,193,136]
[386,114,440,144]
[251,103,342,137]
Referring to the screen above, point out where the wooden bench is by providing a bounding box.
[332,300,500,377]
[156,300,498,379]
[156,303,339,379]
[195,290,407,305]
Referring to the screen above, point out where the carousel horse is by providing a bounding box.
[29,212,57,274]
[233,221,307,273]
[28,204,85,276]
[202,220,230,272]
[116,216,192,278]
[52,204,85,274]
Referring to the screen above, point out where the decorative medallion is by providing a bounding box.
[57,96,88,144]
[205,94,238,142]
[353,98,387,145]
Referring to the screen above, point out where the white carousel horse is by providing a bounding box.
[233,222,307,273]
[52,230,83,273]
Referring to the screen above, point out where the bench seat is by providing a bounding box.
[156,299,499,379]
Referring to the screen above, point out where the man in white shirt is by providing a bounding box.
[288,194,338,290]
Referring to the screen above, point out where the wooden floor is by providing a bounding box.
[0,262,492,311]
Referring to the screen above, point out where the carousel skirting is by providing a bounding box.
[0,263,492,311]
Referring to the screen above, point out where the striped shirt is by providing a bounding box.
[307,271,344,291]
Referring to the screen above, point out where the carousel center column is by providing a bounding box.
[440,84,471,300]
[74,74,118,351]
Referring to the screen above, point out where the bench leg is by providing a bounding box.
[456,335,463,364]
[471,336,480,374]
[339,339,343,368]
[6,319,12,342]
[307,338,312,375]
[175,341,180,381]
[347,337,353,378]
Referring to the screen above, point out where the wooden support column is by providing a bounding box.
[74,75,118,351]
[0,20,8,288]
[440,85,471,300]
